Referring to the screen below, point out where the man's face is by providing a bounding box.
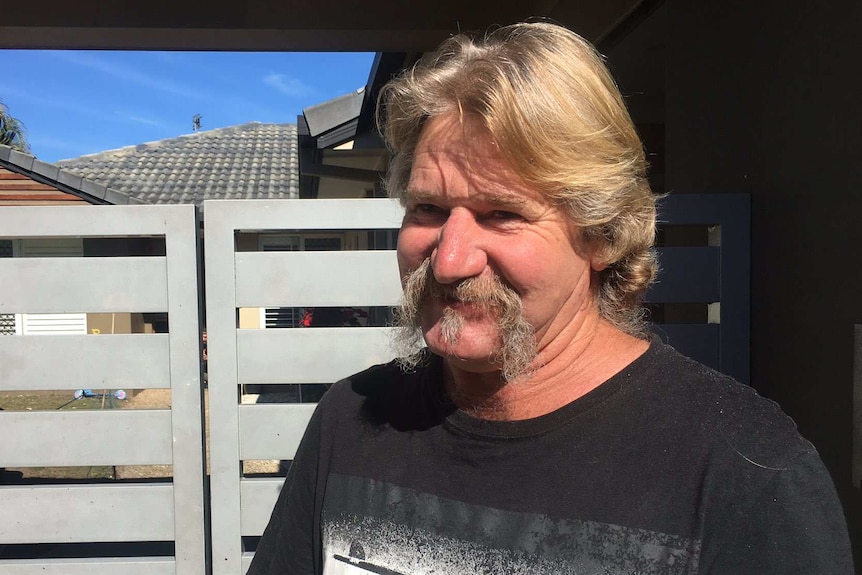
[396,112,601,375]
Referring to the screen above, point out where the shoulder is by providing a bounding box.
[630,344,853,568]
[316,360,404,416]
[316,354,449,431]
[632,342,816,470]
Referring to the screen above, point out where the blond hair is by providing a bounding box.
[378,22,657,336]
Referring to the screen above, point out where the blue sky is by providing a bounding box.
[0,51,376,163]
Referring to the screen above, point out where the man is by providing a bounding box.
[250,22,852,574]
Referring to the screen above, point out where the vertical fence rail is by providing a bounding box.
[204,199,404,574]
[0,205,207,575]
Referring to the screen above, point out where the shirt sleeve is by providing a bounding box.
[699,449,853,574]
[246,404,325,575]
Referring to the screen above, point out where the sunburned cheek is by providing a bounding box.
[397,228,436,264]
[513,268,583,320]
[492,250,546,294]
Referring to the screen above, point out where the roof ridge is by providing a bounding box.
[57,121,298,162]
[0,143,149,206]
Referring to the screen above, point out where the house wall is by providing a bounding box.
[315,176,373,199]
[87,312,149,335]
[0,167,85,205]
[664,0,862,554]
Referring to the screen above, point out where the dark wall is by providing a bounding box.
[664,0,862,557]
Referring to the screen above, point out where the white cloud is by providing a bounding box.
[123,114,169,129]
[50,51,202,100]
[0,85,111,120]
[263,73,315,98]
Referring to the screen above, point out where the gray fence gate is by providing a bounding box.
[0,205,207,575]
[203,199,404,574]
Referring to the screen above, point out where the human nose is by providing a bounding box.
[431,209,487,284]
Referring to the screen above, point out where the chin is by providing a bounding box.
[422,321,501,367]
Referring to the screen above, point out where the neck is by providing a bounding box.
[444,316,649,421]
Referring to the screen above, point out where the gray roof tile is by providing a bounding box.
[0,143,137,205]
[80,178,109,201]
[31,158,59,182]
[9,149,34,171]
[56,170,83,191]
[57,122,299,207]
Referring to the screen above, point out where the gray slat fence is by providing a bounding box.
[0,195,748,574]
[203,199,404,574]
[0,205,207,575]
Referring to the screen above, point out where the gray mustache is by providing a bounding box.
[405,258,521,309]
[395,258,537,382]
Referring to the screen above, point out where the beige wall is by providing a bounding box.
[87,313,150,334]
[238,308,260,329]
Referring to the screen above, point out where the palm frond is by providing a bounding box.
[0,100,31,153]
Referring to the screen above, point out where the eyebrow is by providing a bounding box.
[484,194,530,209]
[403,188,436,203]
[404,188,530,209]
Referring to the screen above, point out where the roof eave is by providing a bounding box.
[0,144,147,206]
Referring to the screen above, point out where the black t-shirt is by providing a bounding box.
[249,343,852,574]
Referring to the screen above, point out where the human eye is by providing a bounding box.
[487,210,521,220]
[415,203,444,215]
[406,202,448,223]
[482,209,525,226]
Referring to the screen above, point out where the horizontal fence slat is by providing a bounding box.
[237,327,397,383]
[0,257,168,313]
[652,323,720,372]
[0,557,175,575]
[646,247,720,303]
[0,410,173,467]
[239,478,285,537]
[204,198,404,230]
[0,484,175,543]
[235,251,401,307]
[242,553,255,574]
[239,404,316,460]
[0,334,171,390]
[657,193,749,225]
[0,205,191,237]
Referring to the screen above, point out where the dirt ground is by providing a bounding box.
[114,389,174,479]
[113,389,282,479]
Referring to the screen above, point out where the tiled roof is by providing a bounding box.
[57,122,299,206]
[0,144,142,205]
